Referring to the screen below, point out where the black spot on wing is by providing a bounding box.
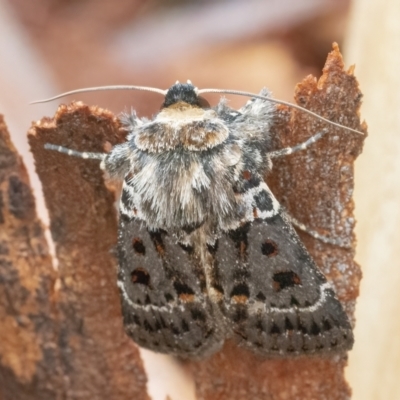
[164,293,174,302]
[190,308,206,322]
[132,238,146,255]
[143,319,156,333]
[132,314,141,326]
[173,281,195,296]
[243,176,261,192]
[181,319,190,332]
[228,223,250,260]
[322,318,332,331]
[159,316,168,329]
[272,271,302,292]
[131,268,150,286]
[290,296,300,306]
[254,190,274,212]
[261,239,278,257]
[154,319,162,331]
[170,323,180,335]
[285,317,294,331]
[256,291,266,301]
[310,320,321,336]
[270,323,281,335]
[230,283,250,298]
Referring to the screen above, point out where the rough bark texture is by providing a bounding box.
[189,43,365,400]
[0,108,149,399]
[1,44,365,399]
[0,115,59,399]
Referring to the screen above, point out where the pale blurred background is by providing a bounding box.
[0,0,398,399]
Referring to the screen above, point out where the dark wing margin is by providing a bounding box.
[117,215,225,358]
[215,211,354,356]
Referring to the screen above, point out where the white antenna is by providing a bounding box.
[198,88,364,136]
[30,85,167,104]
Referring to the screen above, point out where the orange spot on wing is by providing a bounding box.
[232,295,249,304]
[179,293,195,302]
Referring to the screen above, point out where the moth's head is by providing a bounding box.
[162,82,209,109]
[135,81,227,153]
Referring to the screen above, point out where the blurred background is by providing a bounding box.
[0,0,398,399]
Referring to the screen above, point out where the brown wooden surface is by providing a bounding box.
[0,108,149,399]
[0,115,59,399]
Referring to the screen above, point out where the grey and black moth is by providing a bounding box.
[42,81,360,358]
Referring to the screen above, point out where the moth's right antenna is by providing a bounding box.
[198,88,364,136]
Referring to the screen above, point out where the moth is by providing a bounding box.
[40,81,361,358]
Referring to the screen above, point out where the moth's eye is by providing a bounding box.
[197,96,210,108]
[272,271,301,292]
[261,240,278,257]
[131,268,150,286]
[132,238,146,255]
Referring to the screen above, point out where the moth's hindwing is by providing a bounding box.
[117,215,225,358]
[216,209,354,356]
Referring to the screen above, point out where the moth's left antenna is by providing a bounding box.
[30,85,167,104]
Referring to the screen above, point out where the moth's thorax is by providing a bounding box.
[124,146,240,235]
[118,94,275,234]
[134,102,229,153]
